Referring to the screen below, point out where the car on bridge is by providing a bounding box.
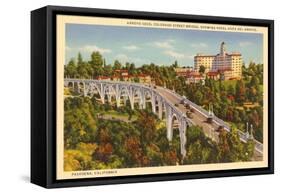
[185,103,191,109]
[180,99,185,104]
[186,110,193,119]
[216,126,225,133]
[190,107,195,113]
[207,117,213,124]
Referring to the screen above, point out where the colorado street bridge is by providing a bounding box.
[64,78,263,159]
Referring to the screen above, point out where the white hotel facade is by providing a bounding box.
[194,42,242,80]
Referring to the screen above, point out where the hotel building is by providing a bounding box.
[194,42,242,80]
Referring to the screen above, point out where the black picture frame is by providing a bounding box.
[31,5,274,188]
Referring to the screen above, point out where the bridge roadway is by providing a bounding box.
[154,86,263,160]
[155,86,220,142]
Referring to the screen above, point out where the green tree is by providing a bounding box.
[227,84,235,96]
[187,140,204,163]
[90,51,104,77]
[172,60,179,68]
[235,79,246,104]
[129,63,137,75]
[77,52,83,66]
[249,76,259,87]
[77,62,90,79]
[194,90,203,105]
[113,60,122,70]
[218,130,231,162]
[135,110,157,145]
[65,59,77,78]
[228,127,244,162]
[199,65,206,74]
[103,64,113,77]
[243,140,255,161]
[64,98,97,149]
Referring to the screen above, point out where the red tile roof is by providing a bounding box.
[97,76,110,79]
[215,67,232,72]
[186,71,203,78]
[114,69,128,72]
[207,71,219,76]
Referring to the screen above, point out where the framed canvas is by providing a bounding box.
[31,5,274,188]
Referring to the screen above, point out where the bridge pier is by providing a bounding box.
[165,103,187,157]
[158,101,163,119]
[115,85,121,107]
[100,83,105,104]
[179,119,187,157]
[127,87,134,110]
[108,95,112,103]
[140,90,146,109]
[166,105,173,141]
[115,90,121,107]
[151,92,156,114]
[130,98,134,110]
[83,82,87,97]
[74,82,80,93]
[100,94,105,104]
[142,101,146,109]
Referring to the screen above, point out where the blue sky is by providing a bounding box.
[65,24,263,67]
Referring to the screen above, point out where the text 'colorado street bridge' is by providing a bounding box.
[64,78,263,158]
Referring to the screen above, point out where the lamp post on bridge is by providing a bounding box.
[245,122,254,141]
[207,103,214,123]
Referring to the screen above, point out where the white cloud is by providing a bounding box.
[191,42,208,48]
[123,45,139,51]
[164,50,194,60]
[153,40,174,49]
[115,54,143,64]
[80,45,111,54]
[164,50,185,59]
[185,55,195,59]
[115,54,129,61]
[151,39,195,60]
[239,41,253,47]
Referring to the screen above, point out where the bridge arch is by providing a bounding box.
[132,87,144,109]
[117,85,131,108]
[103,85,116,103]
[64,79,188,157]
[84,82,104,103]
[170,113,180,141]
[155,96,164,119]
[67,81,74,88]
